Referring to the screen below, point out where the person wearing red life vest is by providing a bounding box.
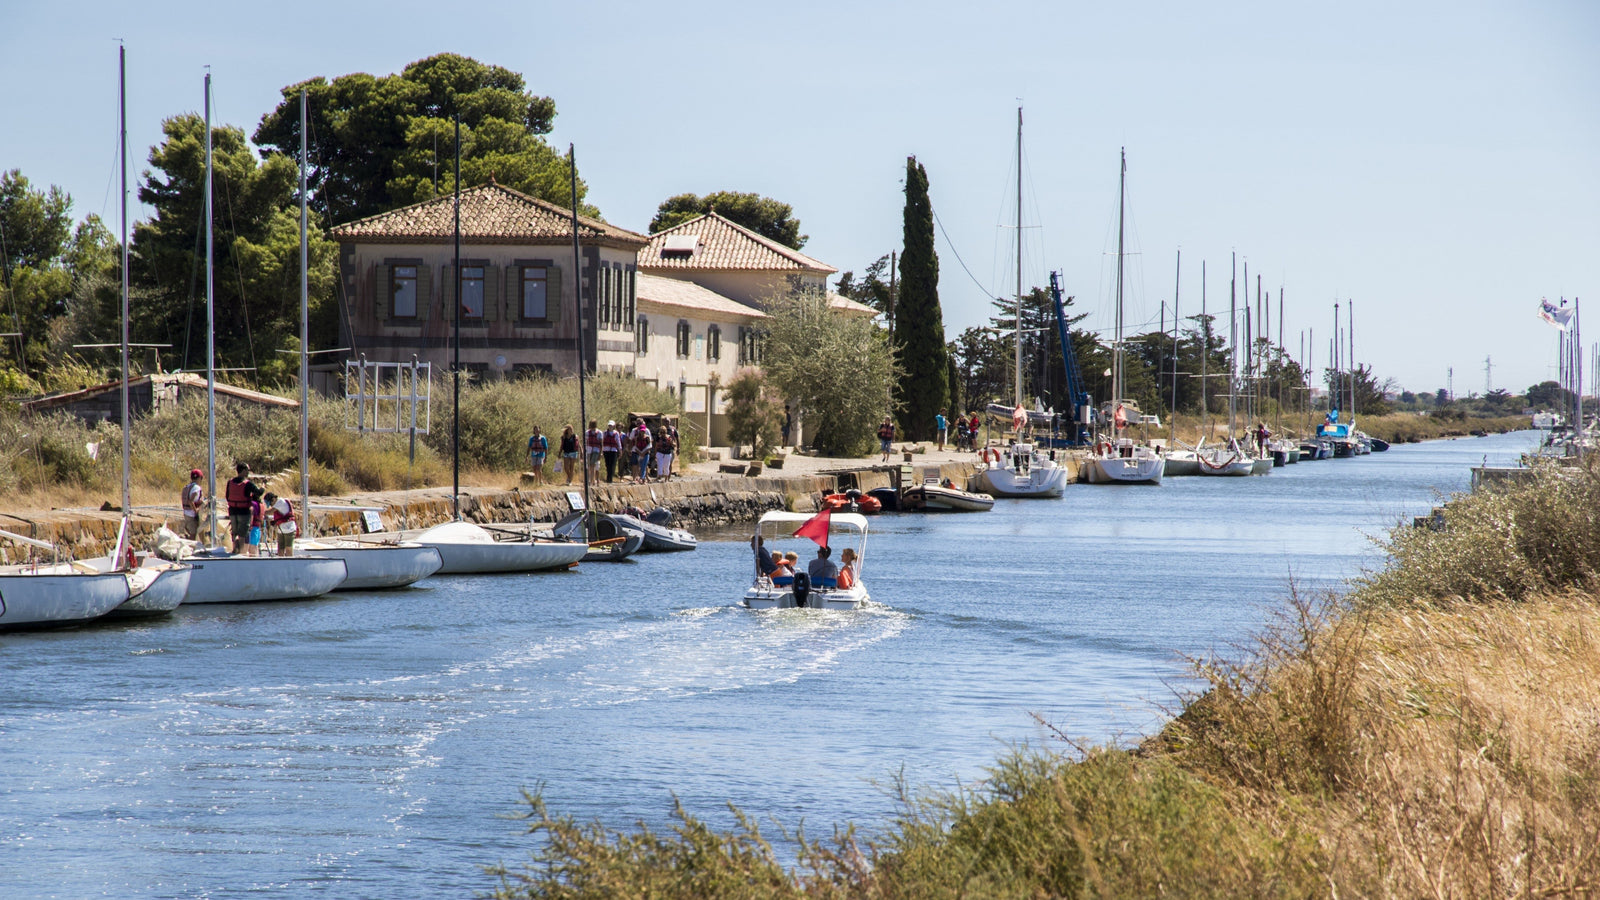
[584,419,604,483]
[223,462,254,553]
[601,421,624,483]
[263,491,298,556]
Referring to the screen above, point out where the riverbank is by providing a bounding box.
[490,451,1600,898]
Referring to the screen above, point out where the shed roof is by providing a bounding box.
[21,372,299,414]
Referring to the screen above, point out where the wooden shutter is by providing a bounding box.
[505,267,520,320]
[485,265,500,320]
[374,264,390,320]
[545,266,562,325]
[440,265,453,320]
[416,265,433,320]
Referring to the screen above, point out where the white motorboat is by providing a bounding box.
[1197,443,1255,477]
[289,540,443,590]
[974,442,1068,498]
[414,521,587,574]
[1162,449,1200,477]
[902,481,995,512]
[180,554,349,604]
[0,567,131,630]
[1084,439,1164,485]
[743,512,871,611]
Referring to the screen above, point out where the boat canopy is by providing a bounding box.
[755,511,870,532]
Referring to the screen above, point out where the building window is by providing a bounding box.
[707,325,721,362]
[460,267,485,318]
[522,268,547,320]
[624,267,635,327]
[392,266,418,318]
[599,266,611,327]
[612,264,624,327]
[636,315,649,355]
[676,321,692,359]
[737,326,763,366]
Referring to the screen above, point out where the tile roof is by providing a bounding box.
[636,273,767,320]
[639,212,836,274]
[329,183,649,249]
[827,292,879,317]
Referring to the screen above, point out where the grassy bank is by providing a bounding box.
[489,459,1600,898]
[0,372,686,511]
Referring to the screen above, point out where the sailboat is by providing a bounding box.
[0,528,131,630]
[177,72,348,604]
[279,89,444,590]
[972,108,1068,499]
[410,119,587,574]
[1083,149,1163,485]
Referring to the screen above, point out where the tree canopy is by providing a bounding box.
[649,192,806,249]
[834,253,894,331]
[253,54,591,225]
[761,289,900,457]
[131,114,338,381]
[0,170,111,376]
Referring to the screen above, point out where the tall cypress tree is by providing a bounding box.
[894,156,948,440]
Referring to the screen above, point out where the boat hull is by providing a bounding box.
[1161,453,1200,477]
[415,522,587,574]
[614,515,697,552]
[181,556,349,604]
[974,465,1067,498]
[1084,455,1164,485]
[1250,457,1274,475]
[293,543,444,590]
[744,585,869,611]
[903,485,995,512]
[0,573,130,629]
[110,564,191,617]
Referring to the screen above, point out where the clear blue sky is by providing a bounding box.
[4,0,1596,396]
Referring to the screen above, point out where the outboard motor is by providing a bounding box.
[645,507,673,526]
[792,570,811,609]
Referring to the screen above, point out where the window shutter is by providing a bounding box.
[440,265,453,319]
[485,265,500,320]
[374,265,390,320]
[506,267,520,319]
[416,265,433,320]
[545,266,562,325]
[482,271,498,322]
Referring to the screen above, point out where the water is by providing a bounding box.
[0,431,1539,898]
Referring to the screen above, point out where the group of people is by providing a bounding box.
[527,418,679,486]
[179,462,297,556]
[753,537,859,591]
[876,410,986,462]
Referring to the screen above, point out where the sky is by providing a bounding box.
[3,0,1596,396]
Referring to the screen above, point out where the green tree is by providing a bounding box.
[649,192,806,249]
[950,326,1007,412]
[131,114,339,381]
[834,253,894,331]
[762,289,900,457]
[0,170,80,374]
[253,54,586,225]
[723,367,783,459]
[1525,380,1573,410]
[893,156,948,440]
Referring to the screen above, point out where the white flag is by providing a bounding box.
[1538,297,1575,330]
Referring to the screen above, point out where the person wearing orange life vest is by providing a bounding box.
[629,421,653,483]
[584,419,604,483]
[263,491,298,556]
[224,462,254,553]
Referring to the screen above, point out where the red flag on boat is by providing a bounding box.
[793,506,831,548]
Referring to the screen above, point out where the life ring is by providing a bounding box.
[979,447,997,464]
[1096,440,1112,456]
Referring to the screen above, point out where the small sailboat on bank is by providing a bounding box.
[0,529,131,630]
[1083,150,1162,486]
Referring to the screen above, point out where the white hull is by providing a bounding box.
[1084,455,1164,485]
[293,542,443,590]
[904,485,995,512]
[415,521,587,574]
[615,515,697,552]
[1162,452,1200,477]
[181,555,349,603]
[112,564,191,616]
[974,465,1067,498]
[0,572,130,628]
[1197,451,1254,476]
[744,584,869,610]
[1250,456,1274,475]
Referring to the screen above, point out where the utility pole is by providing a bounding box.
[1484,355,1493,394]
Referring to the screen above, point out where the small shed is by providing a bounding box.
[20,373,298,424]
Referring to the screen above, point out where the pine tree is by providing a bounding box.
[893,156,948,440]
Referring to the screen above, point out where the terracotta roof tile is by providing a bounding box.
[827,292,879,317]
[639,212,836,274]
[329,183,648,249]
[636,273,767,320]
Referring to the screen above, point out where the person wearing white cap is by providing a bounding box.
[601,420,624,483]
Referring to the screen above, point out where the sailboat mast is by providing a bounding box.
[1332,302,1340,413]
[298,89,310,537]
[1228,252,1237,436]
[1114,148,1126,430]
[1013,106,1022,411]
[570,144,591,516]
[205,72,217,547]
[1200,260,1208,436]
[1348,300,1355,416]
[1171,249,1180,433]
[451,113,461,521]
[119,45,130,521]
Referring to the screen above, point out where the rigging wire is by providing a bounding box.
[931,204,996,305]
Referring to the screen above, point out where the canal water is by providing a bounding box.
[0,431,1539,898]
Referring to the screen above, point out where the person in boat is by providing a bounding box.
[877,417,895,462]
[601,421,623,483]
[837,547,858,590]
[584,420,604,483]
[807,545,839,583]
[1255,422,1271,454]
[181,468,204,540]
[527,426,548,484]
[752,535,777,578]
[772,553,794,579]
[246,484,265,557]
[225,462,254,553]
[558,425,580,485]
[262,491,297,556]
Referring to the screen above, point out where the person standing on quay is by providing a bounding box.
[935,408,948,451]
[782,404,792,447]
[602,421,623,483]
[558,425,580,485]
[527,426,548,484]
[180,468,205,540]
[655,426,676,482]
[224,462,254,554]
[584,419,604,484]
[630,420,653,483]
[877,417,895,462]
